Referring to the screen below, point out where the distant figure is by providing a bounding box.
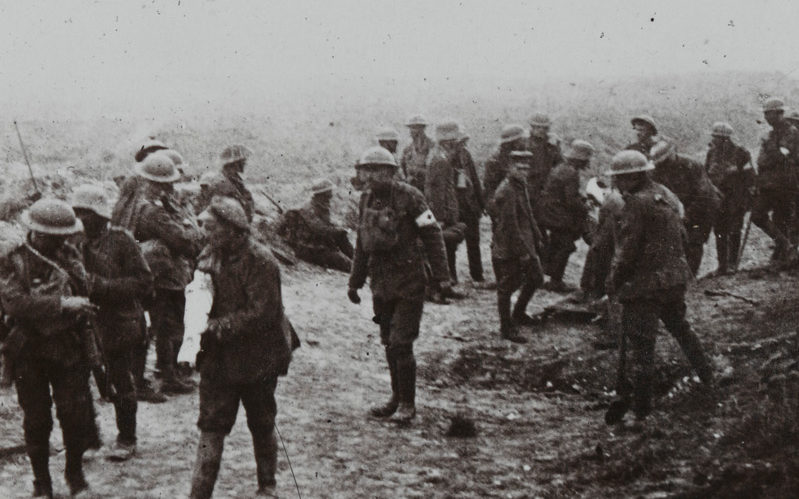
[204,145,255,222]
[525,112,563,203]
[111,138,169,230]
[484,124,528,218]
[348,147,451,423]
[278,178,354,272]
[605,151,714,424]
[650,141,722,275]
[537,140,595,293]
[491,151,545,343]
[579,186,625,300]
[190,196,296,498]
[400,115,435,191]
[454,130,486,282]
[425,121,467,283]
[786,110,799,244]
[704,122,755,274]
[625,115,660,158]
[194,171,221,216]
[752,97,799,263]
[376,127,405,181]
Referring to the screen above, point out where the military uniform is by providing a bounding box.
[0,240,99,496]
[349,180,448,419]
[625,136,658,158]
[133,192,202,387]
[400,134,435,192]
[525,134,563,201]
[537,161,589,283]
[191,233,295,498]
[484,147,513,218]
[609,178,713,419]
[425,144,465,282]
[580,191,624,298]
[455,145,485,281]
[491,172,544,337]
[652,153,722,274]
[279,200,354,272]
[752,121,799,257]
[206,170,255,222]
[705,139,755,272]
[81,226,153,448]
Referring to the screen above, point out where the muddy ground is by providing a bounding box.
[1,219,798,498]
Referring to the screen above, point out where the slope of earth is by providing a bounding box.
[1,217,798,498]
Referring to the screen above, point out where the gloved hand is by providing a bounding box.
[347,287,361,304]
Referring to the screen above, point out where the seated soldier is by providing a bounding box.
[278,179,354,272]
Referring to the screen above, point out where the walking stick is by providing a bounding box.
[13,121,41,198]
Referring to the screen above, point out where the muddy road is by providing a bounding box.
[1,221,798,498]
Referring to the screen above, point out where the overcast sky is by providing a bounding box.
[1,0,798,118]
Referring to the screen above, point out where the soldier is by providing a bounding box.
[425,121,467,283]
[579,180,624,300]
[195,171,221,216]
[454,130,486,282]
[484,124,528,218]
[491,151,545,343]
[650,141,722,275]
[376,127,405,181]
[278,178,354,272]
[537,140,595,292]
[788,110,799,244]
[605,151,714,424]
[348,147,451,423]
[625,115,660,158]
[132,154,202,395]
[705,122,755,274]
[72,185,153,462]
[190,196,295,498]
[400,115,435,191]
[0,199,101,497]
[205,145,256,222]
[751,97,799,262]
[111,138,169,229]
[525,112,563,202]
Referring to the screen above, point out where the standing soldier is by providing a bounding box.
[751,97,799,263]
[525,112,563,202]
[278,178,354,272]
[491,151,545,343]
[650,141,722,275]
[454,130,486,282]
[400,115,435,191]
[625,115,660,158]
[537,140,595,292]
[72,185,153,462]
[190,196,295,498]
[376,127,405,181]
[132,154,202,395]
[705,122,755,274]
[426,121,467,283]
[484,124,528,218]
[0,199,100,497]
[605,151,714,424]
[348,147,451,423]
[787,110,799,243]
[205,145,256,222]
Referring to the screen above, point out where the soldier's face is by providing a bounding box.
[409,127,425,140]
[710,135,726,147]
[357,166,393,189]
[634,123,654,142]
[529,125,548,140]
[198,211,229,249]
[29,231,67,255]
[74,209,107,237]
[764,110,783,127]
[612,174,638,193]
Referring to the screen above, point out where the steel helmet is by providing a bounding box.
[199,171,219,186]
[509,150,534,164]
[356,146,397,168]
[631,115,658,134]
[435,121,462,142]
[606,150,654,176]
[220,145,253,165]
[157,149,185,168]
[528,112,552,128]
[763,97,785,113]
[564,139,595,161]
[500,124,527,144]
[786,110,799,124]
[135,153,180,183]
[375,128,400,141]
[311,178,335,195]
[405,115,428,127]
[710,122,734,137]
[202,195,250,231]
[71,184,112,219]
[22,198,83,235]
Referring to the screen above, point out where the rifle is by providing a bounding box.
[13,121,41,200]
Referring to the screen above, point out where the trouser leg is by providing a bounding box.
[659,290,713,384]
[108,350,137,444]
[728,211,745,268]
[16,362,54,497]
[383,297,423,421]
[445,239,458,283]
[189,432,226,499]
[464,214,483,280]
[545,230,577,281]
[51,365,95,494]
[493,258,519,332]
[623,300,659,419]
[242,378,279,490]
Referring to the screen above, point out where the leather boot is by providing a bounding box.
[499,292,527,343]
[370,348,399,418]
[392,354,417,423]
[64,447,89,497]
[252,429,278,497]
[161,365,194,395]
[28,444,52,498]
[189,432,226,499]
[512,283,538,326]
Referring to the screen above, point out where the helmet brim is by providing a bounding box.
[135,163,181,183]
[22,212,84,235]
[605,163,655,176]
[72,203,112,220]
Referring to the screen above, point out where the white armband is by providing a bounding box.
[415,209,437,227]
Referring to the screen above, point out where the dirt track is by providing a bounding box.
[1,220,798,498]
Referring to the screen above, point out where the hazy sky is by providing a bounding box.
[1,0,798,117]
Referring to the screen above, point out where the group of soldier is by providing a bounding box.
[1,95,798,497]
[0,142,291,498]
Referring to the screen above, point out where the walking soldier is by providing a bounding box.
[348,147,451,423]
[484,124,528,218]
[454,130,486,282]
[400,115,435,191]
